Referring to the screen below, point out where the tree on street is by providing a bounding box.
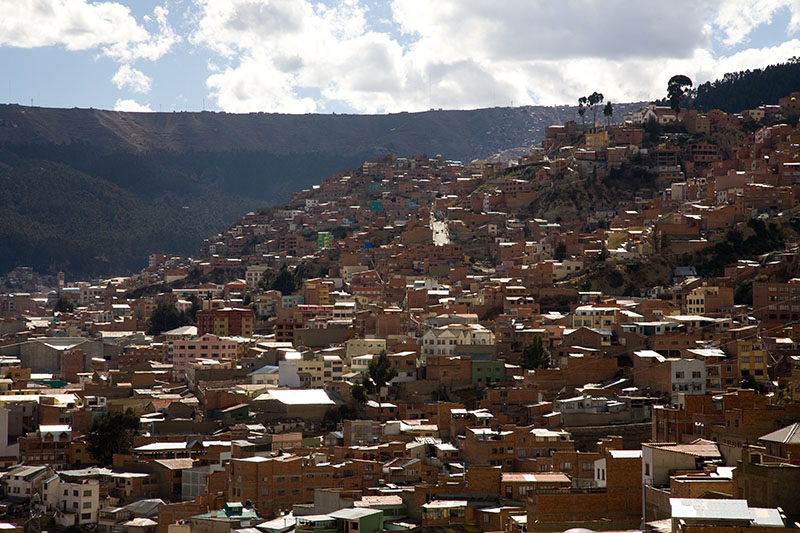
[87,409,140,465]
[521,337,549,370]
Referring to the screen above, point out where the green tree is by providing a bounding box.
[667,74,693,119]
[739,374,757,391]
[147,303,191,335]
[577,96,588,128]
[363,352,398,395]
[54,296,74,313]
[352,382,367,404]
[271,266,296,295]
[322,404,359,427]
[554,242,567,261]
[607,268,625,288]
[188,294,202,322]
[521,337,549,370]
[588,91,604,128]
[87,409,140,466]
[734,280,753,306]
[603,101,613,126]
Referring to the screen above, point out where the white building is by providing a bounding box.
[420,324,495,359]
[1,465,51,498]
[43,476,100,527]
[248,365,279,386]
[668,358,706,404]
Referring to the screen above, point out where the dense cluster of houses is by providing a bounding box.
[1,93,800,533]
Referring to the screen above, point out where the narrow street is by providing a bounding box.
[430,212,450,246]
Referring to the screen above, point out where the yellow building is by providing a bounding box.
[744,108,765,121]
[199,307,255,338]
[571,306,620,328]
[585,130,609,151]
[303,278,334,306]
[736,339,768,383]
[286,354,347,387]
[70,441,94,466]
[345,338,387,363]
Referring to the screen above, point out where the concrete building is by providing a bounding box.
[43,475,100,527]
[170,334,238,380]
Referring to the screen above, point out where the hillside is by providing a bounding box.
[0,155,256,276]
[0,104,630,160]
[693,59,800,113]
[0,102,644,278]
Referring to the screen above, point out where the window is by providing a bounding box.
[83,490,91,497]
[692,371,701,379]
[645,463,650,476]
[83,502,92,509]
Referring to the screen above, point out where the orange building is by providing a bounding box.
[197,307,254,337]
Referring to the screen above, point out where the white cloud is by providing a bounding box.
[392,1,711,61]
[192,0,393,112]
[112,65,152,94]
[713,38,800,74]
[195,0,795,113]
[113,98,153,112]
[206,55,318,113]
[0,1,179,103]
[0,0,149,50]
[103,5,181,63]
[5,0,798,114]
[713,0,799,46]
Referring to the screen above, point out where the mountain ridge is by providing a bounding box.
[0,103,645,160]
[0,102,647,278]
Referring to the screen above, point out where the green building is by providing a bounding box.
[472,359,507,386]
[296,508,384,533]
[317,231,334,250]
[329,508,384,533]
[192,502,259,530]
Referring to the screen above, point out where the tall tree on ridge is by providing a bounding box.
[578,96,588,128]
[588,91,604,129]
[603,101,613,127]
[667,74,693,120]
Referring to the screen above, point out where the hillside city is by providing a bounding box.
[2,88,800,533]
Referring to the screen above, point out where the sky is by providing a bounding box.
[1,0,800,115]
